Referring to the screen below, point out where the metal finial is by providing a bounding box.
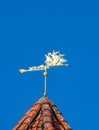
[19,51,68,96]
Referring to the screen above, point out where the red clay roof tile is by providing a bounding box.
[13,97,72,130]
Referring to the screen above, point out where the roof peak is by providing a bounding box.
[13,97,72,130]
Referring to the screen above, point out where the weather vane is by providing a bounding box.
[19,50,68,96]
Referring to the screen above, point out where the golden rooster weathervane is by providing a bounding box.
[19,50,68,96]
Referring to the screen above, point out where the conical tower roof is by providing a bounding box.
[13,96,72,130]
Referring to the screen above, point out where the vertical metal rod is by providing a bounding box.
[43,68,48,97]
[44,74,47,96]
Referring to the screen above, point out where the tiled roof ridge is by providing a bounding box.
[26,105,42,129]
[13,96,72,130]
[45,97,72,130]
[41,97,55,130]
[13,101,41,130]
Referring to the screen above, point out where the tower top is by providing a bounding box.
[13,96,72,130]
[19,50,68,96]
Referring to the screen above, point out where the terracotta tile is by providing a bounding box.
[31,127,37,130]
[18,123,28,130]
[46,127,55,130]
[37,128,42,130]
[13,96,72,130]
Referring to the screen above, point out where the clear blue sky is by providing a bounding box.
[0,0,99,130]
